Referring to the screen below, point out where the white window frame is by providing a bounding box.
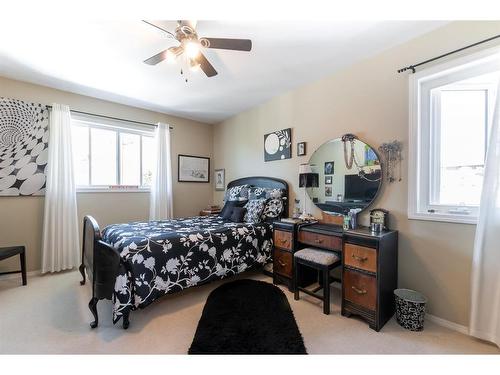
[71,113,155,193]
[408,45,500,225]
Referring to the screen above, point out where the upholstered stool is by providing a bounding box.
[0,246,27,286]
[293,247,341,314]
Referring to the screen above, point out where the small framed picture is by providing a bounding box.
[215,169,225,191]
[325,176,332,185]
[325,186,332,197]
[324,161,334,175]
[297,142,306,156]
[178,154,210,183]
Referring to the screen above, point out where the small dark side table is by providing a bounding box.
[0,246,27,286]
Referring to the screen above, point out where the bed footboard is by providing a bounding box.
[80,216,123,329]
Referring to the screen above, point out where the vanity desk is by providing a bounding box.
[294,222,398,331]
[272,132,398,331]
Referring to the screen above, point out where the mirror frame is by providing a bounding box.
[306,134,384,215]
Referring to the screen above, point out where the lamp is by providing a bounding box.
[298,164,319,220]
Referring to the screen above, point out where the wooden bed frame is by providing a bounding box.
[79,176,288,330]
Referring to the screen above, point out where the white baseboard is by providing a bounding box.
[0,269,41,280]
[426,313,469,335]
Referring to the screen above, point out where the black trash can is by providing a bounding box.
[394,288,427,331]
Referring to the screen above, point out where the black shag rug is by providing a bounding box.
[188,279,307,354]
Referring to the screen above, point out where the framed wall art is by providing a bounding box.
[214,169,225,190]
[178,154,210,183]
[0,97,49,196]
[324,161,334,175]
[264,128,291,162]
[297,142,306,156]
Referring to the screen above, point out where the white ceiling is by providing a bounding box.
[0,20,447,124]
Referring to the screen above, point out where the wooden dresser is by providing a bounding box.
[273,222,398,332]
[272,221,316,290]
[342,227,398,331]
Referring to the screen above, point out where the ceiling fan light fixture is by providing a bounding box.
[184,41,200,59]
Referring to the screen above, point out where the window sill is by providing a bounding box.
[76,187,150,194]
[408,212,477,225]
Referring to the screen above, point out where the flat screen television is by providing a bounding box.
[344,171,381,202]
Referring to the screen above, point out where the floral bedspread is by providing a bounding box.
[101,216,273,323]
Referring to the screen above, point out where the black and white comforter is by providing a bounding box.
[101,216,273,323]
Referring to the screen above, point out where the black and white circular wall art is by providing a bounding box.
[0,97,49,196]
[264,128,291,162]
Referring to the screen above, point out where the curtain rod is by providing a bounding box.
[397,34,500,74]
[45,105,173,129]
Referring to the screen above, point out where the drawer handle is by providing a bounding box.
[279,239,289,245]
[352,254,368,262]
[314,238,323,244]
[351,286,367,295]
[277,260,287,268]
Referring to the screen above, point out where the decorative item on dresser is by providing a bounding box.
[298,164,319,220]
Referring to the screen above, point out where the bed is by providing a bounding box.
[79,176,288,329]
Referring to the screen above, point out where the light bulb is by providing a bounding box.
[184,41,200,58]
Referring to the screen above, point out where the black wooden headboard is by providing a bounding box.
[227,176,289,218]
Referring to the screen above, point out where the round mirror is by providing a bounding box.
[306,135,382,215]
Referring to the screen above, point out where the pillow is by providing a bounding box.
[243,198,267,223]
[224,184,250,202]
[230,207,247,223]
[265,188,285,199]
[248,186,284,200]
[262,197,284,219]
[248,186,267,200]
[220,200,246,219]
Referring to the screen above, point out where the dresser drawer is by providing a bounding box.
[344,243,377,273]
[298,230,341,251]
[274,229,293,250]
[344,269,377,311]
[273,248,293,278]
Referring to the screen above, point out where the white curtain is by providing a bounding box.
[41,103,80,273]
[149,122,173,220]
[469,81,500,347]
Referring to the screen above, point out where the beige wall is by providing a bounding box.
[212,21,500,327]
[0,76,213,273]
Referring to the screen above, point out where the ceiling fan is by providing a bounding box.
[143,20,252,78]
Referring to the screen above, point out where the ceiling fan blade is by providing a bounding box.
[196,53,218,77]
[143,50,169,65]
[142,20,175,38]
[201,38,252,51]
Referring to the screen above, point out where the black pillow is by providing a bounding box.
[221,200,246,219]
[230,207,247,223]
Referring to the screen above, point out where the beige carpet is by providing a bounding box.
[0,270,498,354]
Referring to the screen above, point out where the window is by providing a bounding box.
[409,47,500,224]
[71,114,155,191]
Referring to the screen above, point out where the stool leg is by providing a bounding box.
[323,267,330,315]
[294,259,299,301]
[20,249,27,286]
